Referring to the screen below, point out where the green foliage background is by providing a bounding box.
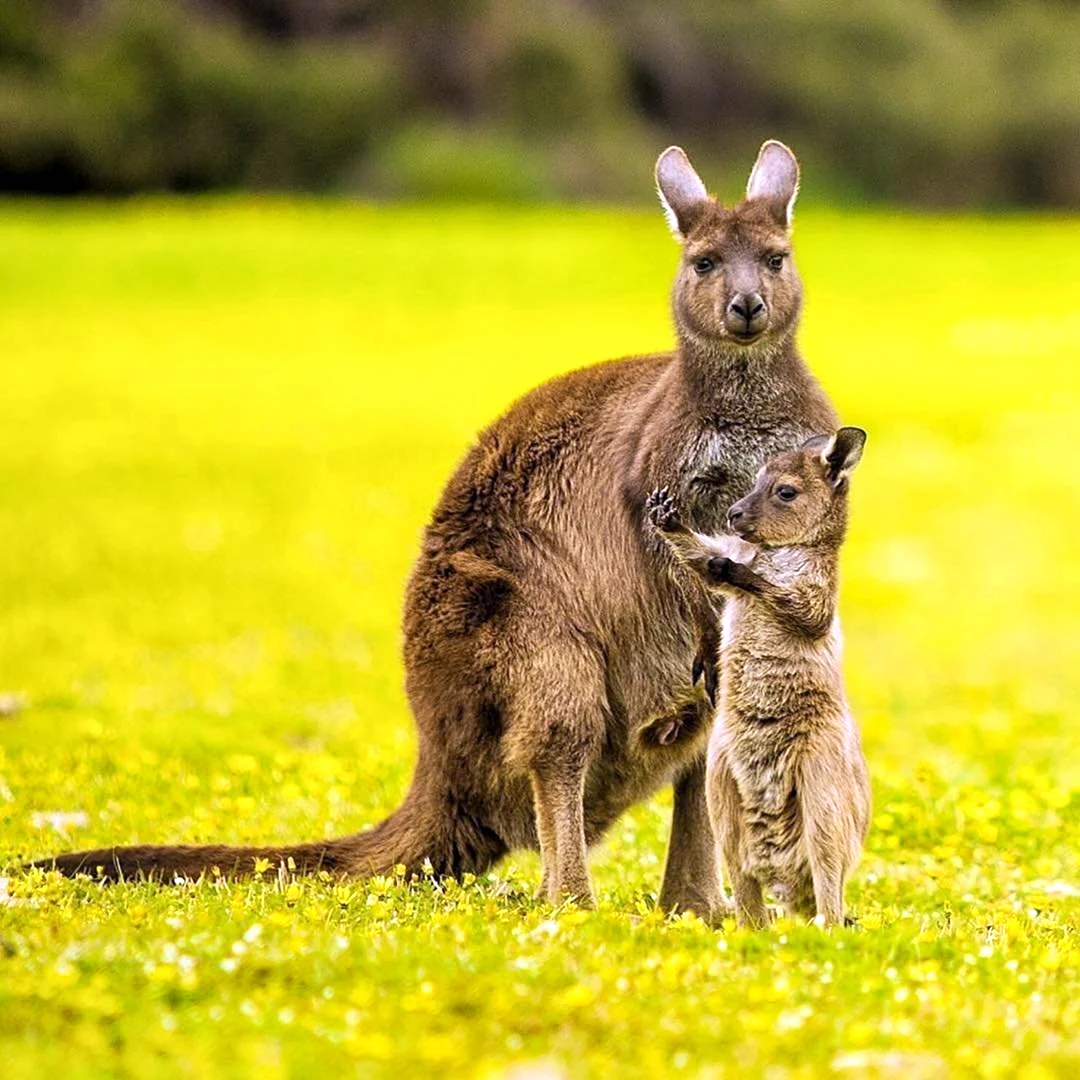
[0,198,1078,1076]
[1,0,1079,203]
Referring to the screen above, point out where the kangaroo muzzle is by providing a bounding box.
[725,291,768,339]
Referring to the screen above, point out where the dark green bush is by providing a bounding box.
[0,0,1077,203]
[0,0,399,192]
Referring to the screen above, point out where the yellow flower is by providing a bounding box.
[555,983,596,1009]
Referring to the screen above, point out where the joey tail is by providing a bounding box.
[24,782,503,883]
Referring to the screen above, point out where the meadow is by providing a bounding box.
[0,199,1077,1079]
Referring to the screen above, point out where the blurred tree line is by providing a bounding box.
[1,0,1077,204]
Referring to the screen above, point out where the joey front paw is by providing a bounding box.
[706,556,758,591]
[705,555,735,584]
[645,486,682,532]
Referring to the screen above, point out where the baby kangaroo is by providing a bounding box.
[645,427,871,927]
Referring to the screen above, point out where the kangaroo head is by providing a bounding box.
[656,141,803,355]
[726,427,867,548]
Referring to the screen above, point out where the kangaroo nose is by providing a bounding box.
[726,292,768,338]
[730,293,764,321]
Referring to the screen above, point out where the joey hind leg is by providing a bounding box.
[707,755,770,928]
[807,860,844,927]
[731,869,772,929]
[797,752,862,927]
[787,875,857,928]
[806,836,846,927]
[785,876,820,924]
[660,754,730,920]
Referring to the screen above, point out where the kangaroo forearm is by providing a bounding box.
[713,561,829,635]
[661,526,721,564]
[660,529,754,579]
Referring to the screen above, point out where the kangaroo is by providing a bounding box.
[31,141,837,916]
[645,427,871,927]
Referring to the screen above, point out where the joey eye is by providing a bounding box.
[693,256,716,275]
[776,486,798,502]
[766,253,785,272]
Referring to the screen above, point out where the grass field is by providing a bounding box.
[0,200,1078,1079]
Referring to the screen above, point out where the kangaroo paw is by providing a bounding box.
[645,487,682,532]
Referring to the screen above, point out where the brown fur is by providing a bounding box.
[29,143,837,915]
[646,428,871,927]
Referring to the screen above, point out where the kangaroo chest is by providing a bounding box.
[608,416,820,726]
[681,418,821,534]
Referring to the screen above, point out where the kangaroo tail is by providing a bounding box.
[27,838,350,883]
[25,781,508,884]
[26,783,457,883]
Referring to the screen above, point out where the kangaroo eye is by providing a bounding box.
[766,253,785,272]
[776,486,798,502]
[693,256,715,275]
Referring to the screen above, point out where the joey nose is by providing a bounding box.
[725,292,768,338]
[727,499,751,534]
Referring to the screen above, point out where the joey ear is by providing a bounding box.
[655,146,710,239]
[820,427,867,486]
[746,140,800,227]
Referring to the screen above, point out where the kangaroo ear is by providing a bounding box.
[746,140,800,227]
[799,433,830,454]
[820,427,867,486]
[655,146,710,239]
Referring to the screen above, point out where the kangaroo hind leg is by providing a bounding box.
[506,635,606,907]
[530,760,593,904]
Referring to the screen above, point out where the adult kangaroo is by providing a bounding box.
[34,142,837,916]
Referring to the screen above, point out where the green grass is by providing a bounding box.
[0,200,1078,1079]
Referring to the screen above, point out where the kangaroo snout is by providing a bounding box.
[726,292,768,338]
